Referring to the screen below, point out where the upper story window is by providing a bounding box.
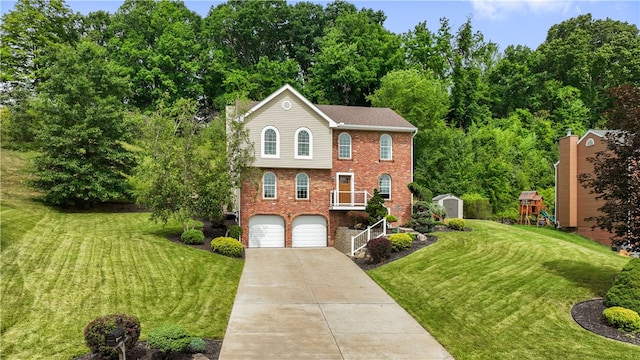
[261,126,280,158]
[585,138,595,147]
[338,133,352,159]
[379,174,391,200]
[262,172,277,199]
[380,134,392,160]
[295,173,309,200]
[295,128,312,159]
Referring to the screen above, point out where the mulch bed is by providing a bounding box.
[76,339,222,360]
[571,299,640,347]
[352,234,439,270]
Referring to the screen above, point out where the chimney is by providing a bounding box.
[557,133,578,227]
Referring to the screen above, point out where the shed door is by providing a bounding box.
[292,216,327,247]
[248,215,285,248]
[443,199,458,218]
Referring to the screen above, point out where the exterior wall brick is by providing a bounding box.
[240,129,414,248]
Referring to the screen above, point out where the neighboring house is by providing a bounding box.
[432,194,463,219]
[228,84,417,248]
[555,129,616,245]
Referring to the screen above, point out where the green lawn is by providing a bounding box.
[369,220,637,360]
[0,150,244,359]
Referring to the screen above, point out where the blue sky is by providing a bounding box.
[1,0,638,51]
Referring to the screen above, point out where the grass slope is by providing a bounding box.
[369,220,637,360]
[1,150,244,359]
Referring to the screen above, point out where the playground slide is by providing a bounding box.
[540,209,555,223]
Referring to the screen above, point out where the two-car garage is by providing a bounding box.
[248,215,327,248]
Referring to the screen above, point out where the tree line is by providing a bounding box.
[1,0,639,227]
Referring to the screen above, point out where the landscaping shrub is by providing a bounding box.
[388,233,412,252]
[187,337,206,353]
[411,201,435,233]
[431,203,447,221]
[407,181,432,202]
[211,236,244,257]
[385,214,398,224]
[84,313,140,359]
[602,306,640,332]
[365,189,388,224]
[227,225,242,240]
[461,193,492,219]
[367,237,391,264]
[181,229,204,244]
[604,258,640,313]
[147,324,191,353]
[447,218,465,231]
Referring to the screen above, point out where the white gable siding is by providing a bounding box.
[245,90,332,169]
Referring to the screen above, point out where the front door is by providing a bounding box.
[338,175,352,204]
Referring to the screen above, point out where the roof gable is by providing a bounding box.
[576,129,618,144]
[243,84,337,128]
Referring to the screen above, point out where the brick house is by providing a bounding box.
[555,129,616,245]
[229,84,417,248]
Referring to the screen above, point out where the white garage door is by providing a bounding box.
[249,216,285,248]
[292,216,327,247]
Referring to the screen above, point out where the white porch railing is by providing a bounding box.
[330,190,371,209]
[350,217,386,256]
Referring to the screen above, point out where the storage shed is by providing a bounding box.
[433,194,464,219]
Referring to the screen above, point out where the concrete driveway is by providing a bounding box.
[219,248,453,360]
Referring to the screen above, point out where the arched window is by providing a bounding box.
[261,126,279,157]
[296,173,309,200]
[585,138,595,147]
[262,172,277,199]
[295,128,312,159]
[379,174,391,200]
[380,134,392,160]
[338,133,351,159]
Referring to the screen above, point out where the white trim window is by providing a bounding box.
[379,174,391,200]
[296,173,309,200]
[380,134,392,160]
[263,172,277,199]
[338,133,351,159]
[261,126,280,158]
[585,138,595,147]
[295,128,312,159]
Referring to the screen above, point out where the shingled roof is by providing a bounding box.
[519,191,542,201]
[316,104,417,132]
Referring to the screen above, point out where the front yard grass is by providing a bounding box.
[0,150,244,359]
[369,220,637,359]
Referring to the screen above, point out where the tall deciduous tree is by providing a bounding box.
[133,98,254,231]
[31,41,134,207]
[107,0,203,110]
[537,14,640,127]
[580,85,640,251]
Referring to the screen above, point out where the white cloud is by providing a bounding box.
[471,0,573,20]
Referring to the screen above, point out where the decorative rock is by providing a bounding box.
[192,354,210,360]
[417,233,427,242]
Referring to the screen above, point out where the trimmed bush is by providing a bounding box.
[602,306,640,332]
[227,225,242,240]
[461,193,491,219]
[411,201,435,233]
[211,236,244,257]
[365,189,388,224]
[388,233,413,252]
[187,337,206,353]
[385,214,398,223]
[447,218,465,231]
[181,229,204,244]
[604,258,640,313]
[367,237,391,264]
[147,324,191,353]
[84,313,141,359]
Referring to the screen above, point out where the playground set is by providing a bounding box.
[518,191,555,226]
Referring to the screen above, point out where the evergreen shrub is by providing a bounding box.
[388,233,413,252]
[447,218,465,231]
[604,259,640,313]
[211,236,244,257]
[227,225,242,240]
[147,324,191,353]
[181,229,205,244]
[602,306,640,332]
